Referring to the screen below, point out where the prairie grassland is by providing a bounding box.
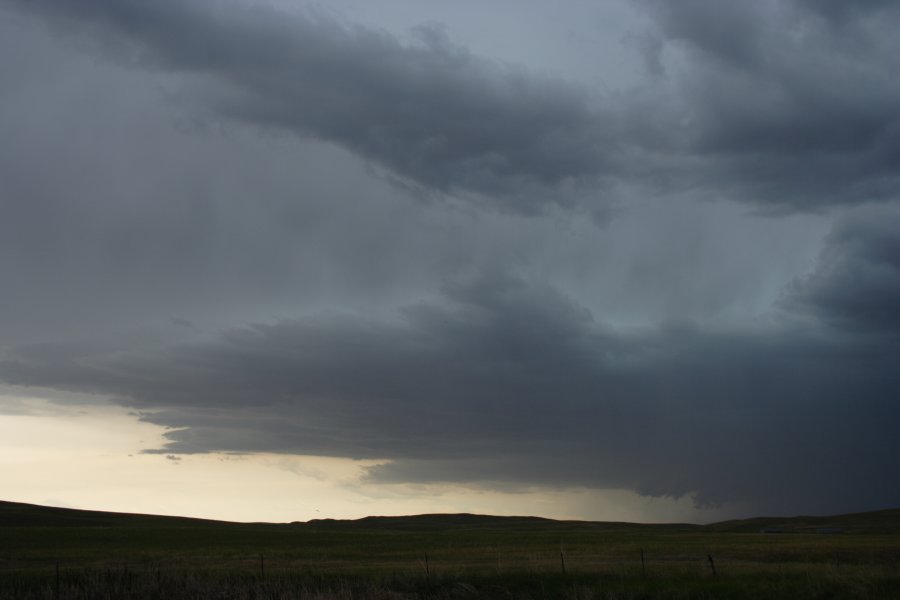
[1,503,898,598]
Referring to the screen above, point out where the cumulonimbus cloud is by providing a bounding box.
[6,0,900,213]
[2,0,900,519]
[4,0,618,214]
[3,236,899,516]
[781,207,900,330]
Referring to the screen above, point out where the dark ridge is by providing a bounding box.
[2,499,898,533]
[306,513,557,528]
[704,508,900,534]
[0,501,686,531]
[0,500,238,528]
[302,512,698,532]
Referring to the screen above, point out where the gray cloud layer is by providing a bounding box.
[638,0,900,209]
[782,207,900,330]
[6,0,900,212]
[1,0,899,518]
[6,0,617,213]
[3,209,899,514]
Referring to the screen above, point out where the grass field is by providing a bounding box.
[1,501,898,599]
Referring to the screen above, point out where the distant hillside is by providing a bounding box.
[307,512,562,528]
[0,500,236,528]
[2,499,898,533]
[0,500,687,532]
[705,508,900,534]
[303,512,698,533]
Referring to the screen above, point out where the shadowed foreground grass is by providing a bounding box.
[4,567,900,600]
[1,502,898,599]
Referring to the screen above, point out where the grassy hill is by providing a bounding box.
[0,499,238,528]
[3,499,898,533]
[1,500,898,599]
[704,508,900,534]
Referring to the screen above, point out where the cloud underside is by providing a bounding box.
[1,0,899,517]
[6,0,900,213]
[3,208,899,514]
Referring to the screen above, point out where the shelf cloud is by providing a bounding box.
[1,0,898,518]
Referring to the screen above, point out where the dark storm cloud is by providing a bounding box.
[0,7,538,344]
[2,0,900,518]
[3,261,899,515]
[798,0,900,23]
[4,0,614,213]
[6,0,900,213]
[782,208,900,331]
[637,0,900,210]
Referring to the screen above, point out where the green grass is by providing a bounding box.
[1,501,898,598]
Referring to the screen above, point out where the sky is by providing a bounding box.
[0,0,898,524]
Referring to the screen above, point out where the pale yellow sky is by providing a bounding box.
[0,391,739,524]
